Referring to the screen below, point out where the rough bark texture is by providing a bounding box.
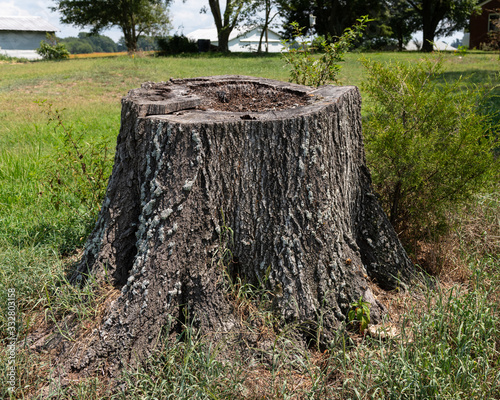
[68,75,413,375]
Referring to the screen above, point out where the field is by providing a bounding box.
[0,51,499,399]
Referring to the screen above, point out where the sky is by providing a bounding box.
[0,0,214,41]
[1,0,463,45]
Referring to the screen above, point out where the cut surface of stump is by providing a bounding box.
[66,75,414,376]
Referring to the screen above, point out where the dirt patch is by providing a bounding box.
[189,81,310,112]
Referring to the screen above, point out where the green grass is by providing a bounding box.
[0,51,499,399]
[345,267,500,399]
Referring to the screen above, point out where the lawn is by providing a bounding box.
[0,51,499,399]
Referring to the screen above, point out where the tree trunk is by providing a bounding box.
[417,0,446,53]
[66,76,414,376]
[217,27,231,52]
[421,25,436,52]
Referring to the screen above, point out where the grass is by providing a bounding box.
[0,50,499,399]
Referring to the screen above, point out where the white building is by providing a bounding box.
[0,16,59,60]
[405,39,457,51]
[187,26,283,53]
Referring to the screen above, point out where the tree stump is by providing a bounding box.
[69,75,413,375]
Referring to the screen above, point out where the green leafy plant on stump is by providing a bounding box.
[281,16,370,87]
[348,297,371,334]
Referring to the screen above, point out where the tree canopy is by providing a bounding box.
[61,33,118,54]
[279,0,479,52]
[51,0,171,52]
[383,0,420,51]
[279,0,384,41]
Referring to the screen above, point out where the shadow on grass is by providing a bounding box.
[439,69,500,123]
[2,217,93,256]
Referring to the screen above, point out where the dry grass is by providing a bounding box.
[68,51,157,59]
[398,188,500,285]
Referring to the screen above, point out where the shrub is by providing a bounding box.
[281,16,370,87]
[36,33,70,60]
[361,56,499,241]
[359,36,399,51]
[156,34,198,55]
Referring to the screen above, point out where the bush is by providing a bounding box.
[137,35,158,51]
[36,33,70,60]
[362,56,499,240]
[156,34,198,55]
[358,36,399,51]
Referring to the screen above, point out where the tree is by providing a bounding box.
[203,0,247,52]
[487,7,500,54]
[242,0,282,53]
[384,0,420,51]
[256,0,280,52]
[62,33,119,54]
[279,0,384,41]
[62,39,94,54]
[61,76,413,375]
[405,0,480,52]
[51,0,171,52]
[77,32,118,52]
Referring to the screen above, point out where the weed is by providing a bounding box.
[119,322,246,399]
[454,45,468,56]
[212,210,275,328]
[36,99,112,222]
[281,16,370,87]
[348,297,371,334]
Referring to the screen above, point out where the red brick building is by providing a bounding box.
[469,0,500,48]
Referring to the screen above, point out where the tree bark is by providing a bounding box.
[66,76,414,376]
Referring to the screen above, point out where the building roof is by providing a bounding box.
[187,28,219,42]
[478,0,498,7]
[0,16,58,32]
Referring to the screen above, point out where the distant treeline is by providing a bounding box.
[59,33,199,55]
[59,33,159,54]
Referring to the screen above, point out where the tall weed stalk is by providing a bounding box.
[37,100,112,222]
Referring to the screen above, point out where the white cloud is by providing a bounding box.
[170,0,214,35]
[1,0,33,16]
